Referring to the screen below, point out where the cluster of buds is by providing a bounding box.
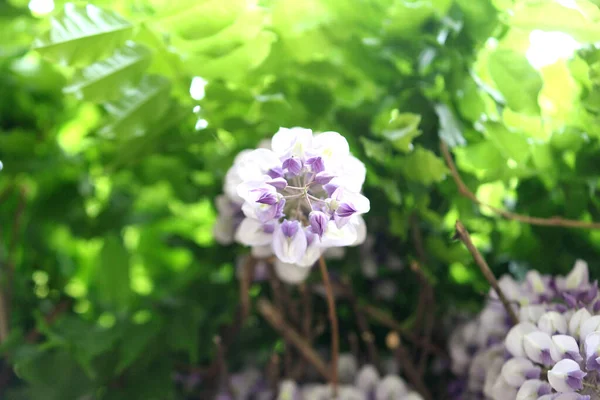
[214,128,370,274]
[449,260,600,400]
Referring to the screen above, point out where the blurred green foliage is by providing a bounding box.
[1,0,600,398]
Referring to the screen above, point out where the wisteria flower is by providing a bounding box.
[448,260,600,400]
[215,127,370,273]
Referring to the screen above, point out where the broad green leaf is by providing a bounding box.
[360,137,391,162]
[101,75,171,138]
[95,235,131,309]
[484,122,530,165]
[539,60,581,124]
[373,109,422,153]
[186,31,276,82]
[399,146,448,185]
[116,318,162,373]
[32,3,133,67]
[488,49,543,115]
[64,42,152,102]
[172,7,268,58]
[15,349,93,400]
[503,108,550,141]
[510,0,600,43]
[384,0,435,37]
[155,0,246,40]
[435,103,466,147]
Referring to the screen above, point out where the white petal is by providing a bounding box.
[213,215,235,245]
[251,244,273,258]
[235,218,273,246]
[516,379,547,400]
[296,242,323,267]
[568,308,591,337]
[565,259,589,290]
[551,334,581,362]
[312,131,350,166]
[237,149,281,181]
[501,357,536,387]
[355,365,380,393]
[274,261,311,284]
[580,315,600,342]
[548,359,581,393]
[350,215,367,246]
[320,220,358,247]
[271,127,313,159]
[523,331,553,364]
[273,226,307,264]
[375,375,408,400]
[538,311,568,335]
[330,155,367,193]
[505,322,537,358]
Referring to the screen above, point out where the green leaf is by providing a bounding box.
[510,0,600,43]
[95,235,131,309]
[484,122,531,165]
[488,49,543,115]
[100,75,171,138]
[117,318,162,373]
[63,42,152,102]
[373,109,422,153]
[399,146,448,185]
[360,137,391,162]
[172,7,268,58]
[186,31,276,82]
[15,349,93,400]
[435,103,466,147]
[32,4,133,67]
[155,0,246,40]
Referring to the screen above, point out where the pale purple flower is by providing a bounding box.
[215,127,370,275]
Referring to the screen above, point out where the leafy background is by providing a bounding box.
[1,0,600,398]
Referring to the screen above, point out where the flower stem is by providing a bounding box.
[318,256,339,396]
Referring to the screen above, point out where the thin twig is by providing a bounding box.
[292,283,313,380]
[267,353,281,395]
[454,220,519,325]
[257,298,332,382]
[342,279,379,367]
[410,261,435,377]
[349,332,360,361]
[318,256,339,394]
[239,256,257,322]
[214,336,234,396]
[266,263,293,378]
[387,332,433,400]
[440,141,600,229]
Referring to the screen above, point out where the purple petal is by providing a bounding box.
[524,367,541,380]
[283,157,303,175]
[314,172,334,185]
[309,211,328,238]
[336,202,357,218]
[566,369,586,390]
[256,192,278,205]
[563,292,578,308]
[306,156,325,173]
[267,167,284,179]
[281,219,300,238]
[323,183,338,197]
[267,177,287,190]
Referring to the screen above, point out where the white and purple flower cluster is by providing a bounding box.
[449,260,600,400]
[214,128,370,274]
[212,355,424,400]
